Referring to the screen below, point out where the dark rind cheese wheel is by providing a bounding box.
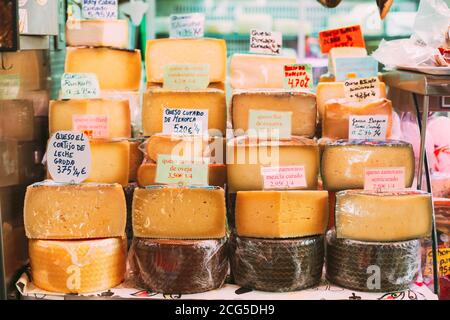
[127,237,228,294]
[230,235,324,292]
[326,230,420,292]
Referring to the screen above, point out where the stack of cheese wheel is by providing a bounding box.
[126,37,229,294]
[227,54,327,292]
[24,181,127,293]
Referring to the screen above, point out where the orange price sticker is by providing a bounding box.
[318,25,365,54]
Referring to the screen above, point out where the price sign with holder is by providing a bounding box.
[155,155,209,186]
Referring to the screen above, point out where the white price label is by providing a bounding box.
[250,29,282,55]
[349,115,388,140]
[82,0,118,20]
[344,77,380,102]
[162,108,208,136]
[169,13,205,38]
[261,166,306,190]
[61,73,100,99]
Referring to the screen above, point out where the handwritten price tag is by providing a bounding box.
[155,155,209,186]
[162,108,208,136]
[72,115,108,139]
[47,131,91,184]
[344,77,380,102]
[82,0,118,20]
[283,64,312,90]
[0,75,20,100]
[426,248,450,277]
[248,110,292,139]
[364,167,405,191]
[163,64,210,90]
[335,57,378,81]
[61,73,100,99]
[319,25,365,54]
[261,166,306,190]
[250,29,282,55]
[349,115,388,140]
[169,13,205,38]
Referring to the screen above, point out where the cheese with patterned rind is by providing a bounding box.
[66,19,129,48]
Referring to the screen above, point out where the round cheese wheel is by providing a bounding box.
[230,235,324,292]
[326,230,420,292]
[127,237,228,294]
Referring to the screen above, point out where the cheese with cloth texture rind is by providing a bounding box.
[316,82,387,118]
[145,134,224,164]
[66,19,129,48]
[322,98,393,139]
[24,181,126,239]
[230,54,296,89]
[65,47,141,90]
[142,86,226,136]
[145,38,227,83]
[236,191,328,238]
[321,139,415,191]
[137,162,226,188]
[29,237,126,294]
[227,136,319,192]
[0,100,34,141]
[132,186,226,239]
[335,190,432,241]
[231,89,317,138]
[49,99,131,139]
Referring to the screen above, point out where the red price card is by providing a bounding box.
[318,25,365,54]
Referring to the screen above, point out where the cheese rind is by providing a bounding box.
[137,162,226,188]
[0,100,34,141]
[65,47,141,90]
[316,82,387,118]
[335,190,432,241]
[24,181,126,239]
[231,89,317,138]
[322,98,393,139]
[145,38,227,83]
[227,136,319,192]
[49,99,131,139]
[132,186,226,239]
[236,191,328,238]
[66,19,129,48]
[142,86,226,136]
[29,237,126,293]
[230,54,296,89]
[321,139,415,191]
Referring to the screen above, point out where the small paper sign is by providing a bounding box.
[155,155,209,186]
[426,248,450,277]
[364,167,406,191]
[261,166,307,190]
[319,25,365,54]
[283,64,313,90]
[162,108,208,136]
[335,57,378,81]
[72,115,108,139]
[0,75,20,100]
[248,110,292,139]
[61,73,100,99]
[163,64,210,90]
[250,29,282,55]
[169,13,205,38]
[349,115,388,140]
[82,0,118,20]
[47,131,91,184]
[344,77,380,102]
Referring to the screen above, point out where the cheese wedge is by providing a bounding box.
[227,136,319,192]
[145,134,224,164]
[230,54,296,89]
[65,47,141,90]
[322,98,393,140]
[49,99,131,139]
[328,47,368,75]
[29,237,126,293]
[142,85,226,136]
[66,19,128,48]
[321,139,415,191]
[145,38,227,83]
[335,190,432,241]
[132,186,226,239]
[24,181,126,239]
[236,190,329,238]
[0,100,34,141]
[316,81,387,118]
[231,89,317,138]
[137,162,226,188]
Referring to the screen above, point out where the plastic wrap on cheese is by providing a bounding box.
[321,139,415,191]
[126,237,228,294]
[229,234,324,292]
